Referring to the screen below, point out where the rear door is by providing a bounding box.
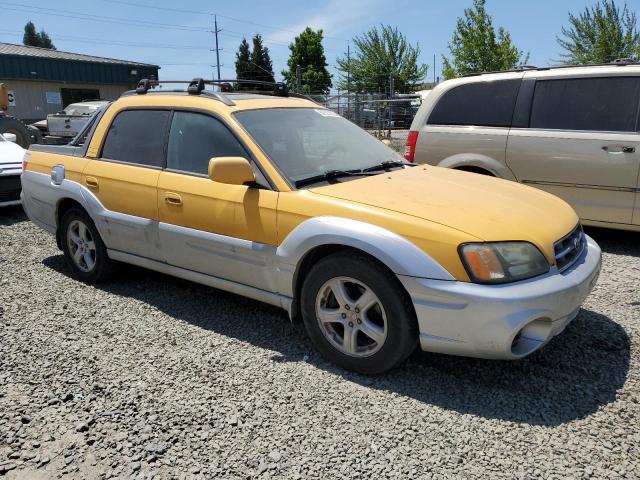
[413,77,522,175]
[83,108,170,260]
[506,74,640,226]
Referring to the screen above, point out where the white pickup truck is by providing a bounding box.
[44,101,108,140]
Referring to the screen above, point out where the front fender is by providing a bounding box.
[275,216,454,297]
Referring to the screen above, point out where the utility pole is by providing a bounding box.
[433,54,436,84]
[295,65,302,93]
[211,14,222,81]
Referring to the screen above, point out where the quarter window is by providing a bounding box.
[101,110,170,167]
[529,77,640,132]
[427,79,521,127]
[167,111,248,175]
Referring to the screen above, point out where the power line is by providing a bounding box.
[0,2,210,32]
[101,0,349,41]
[0,30,210,50]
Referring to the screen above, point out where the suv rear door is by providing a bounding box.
[506,74,640,226]
[413,76,522,175]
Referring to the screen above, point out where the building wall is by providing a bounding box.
[2,79,129,122]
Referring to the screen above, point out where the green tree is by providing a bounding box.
[233,35,274,91]
[235,38,252,90]
[23,21,56,49]
[336,25,426,93]
[557,0,639,64]
[442,0,527,79]
[250,34,275,90]
[282,27,332,94]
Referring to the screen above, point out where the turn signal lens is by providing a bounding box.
[460,242,550,284]
[461,246,505,282]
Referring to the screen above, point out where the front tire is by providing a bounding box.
[301,252,418,374]
[60,207,113,282]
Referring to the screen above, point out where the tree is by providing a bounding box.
[23,21,56,49]
[442,0,527,79]
[250,34,275,90]
[233,35,274,90]
[282,27,332,94]
[235,38,252,89]
[557,0,639,64]
[336,25,427,93]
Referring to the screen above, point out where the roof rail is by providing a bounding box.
[131,77,290,97]
[461,60,640,77]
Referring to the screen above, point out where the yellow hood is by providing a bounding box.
[309,166,578,262]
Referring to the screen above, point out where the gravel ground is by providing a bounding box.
[1,206,639,480]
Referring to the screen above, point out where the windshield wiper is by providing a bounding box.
[294,169,374,188]
[362,160,414,172]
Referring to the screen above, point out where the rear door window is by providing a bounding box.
[101,109,170,167]
[427,79,521,127]
[529,77,640,132]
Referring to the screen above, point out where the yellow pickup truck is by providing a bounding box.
[21,78,601,374]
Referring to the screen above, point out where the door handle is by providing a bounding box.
[602,145,635,154]
[164,192,183,205]
[85,176,99,188]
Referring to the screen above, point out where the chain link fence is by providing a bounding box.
[307,93,423,153]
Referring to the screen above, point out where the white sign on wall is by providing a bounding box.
[45,91,62,105]
[8,90,15,106]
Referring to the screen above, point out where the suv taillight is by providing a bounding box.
[404,130,419,162]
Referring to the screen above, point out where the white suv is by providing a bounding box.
[406,63,640,232]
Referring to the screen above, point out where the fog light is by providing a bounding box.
[511,318,552,357]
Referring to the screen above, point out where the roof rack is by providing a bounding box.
[462,59,640,77]
[123,77,300,106]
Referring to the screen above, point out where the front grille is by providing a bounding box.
[554,225,586,272]
[0,175,22,202]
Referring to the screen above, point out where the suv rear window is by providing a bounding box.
[427,79,520,127]
[529,77,640,132]
[101,109,170,167]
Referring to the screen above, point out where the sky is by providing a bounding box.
[2,0,640,89]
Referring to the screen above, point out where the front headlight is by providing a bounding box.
[459,242,550,284]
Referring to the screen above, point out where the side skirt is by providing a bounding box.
[107,249,294,316]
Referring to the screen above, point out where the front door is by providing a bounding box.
[507,75,640,226]
[83,108,170,259]
[157,110,279,291]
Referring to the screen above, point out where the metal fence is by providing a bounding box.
[307,93,421,153]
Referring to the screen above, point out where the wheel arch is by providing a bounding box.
[275,217,454,320]
[436,153,517,180]
[55,198,87,249]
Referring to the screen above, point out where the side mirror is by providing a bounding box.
[3,133,17,143]
[208,157,256,186]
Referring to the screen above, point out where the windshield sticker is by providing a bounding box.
[314,109,341,118]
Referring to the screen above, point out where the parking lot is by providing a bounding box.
[0,206,638,479]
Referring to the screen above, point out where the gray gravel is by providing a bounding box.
[1,206,639,479]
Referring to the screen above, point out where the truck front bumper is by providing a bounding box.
[399,235,602,360]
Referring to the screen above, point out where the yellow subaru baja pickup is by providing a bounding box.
[21,78,601,374]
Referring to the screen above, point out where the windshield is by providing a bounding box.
[65,104,100,115]
[234,108,404,185]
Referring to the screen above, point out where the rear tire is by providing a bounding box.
[60,207,114,283]
[300,252,418,374]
